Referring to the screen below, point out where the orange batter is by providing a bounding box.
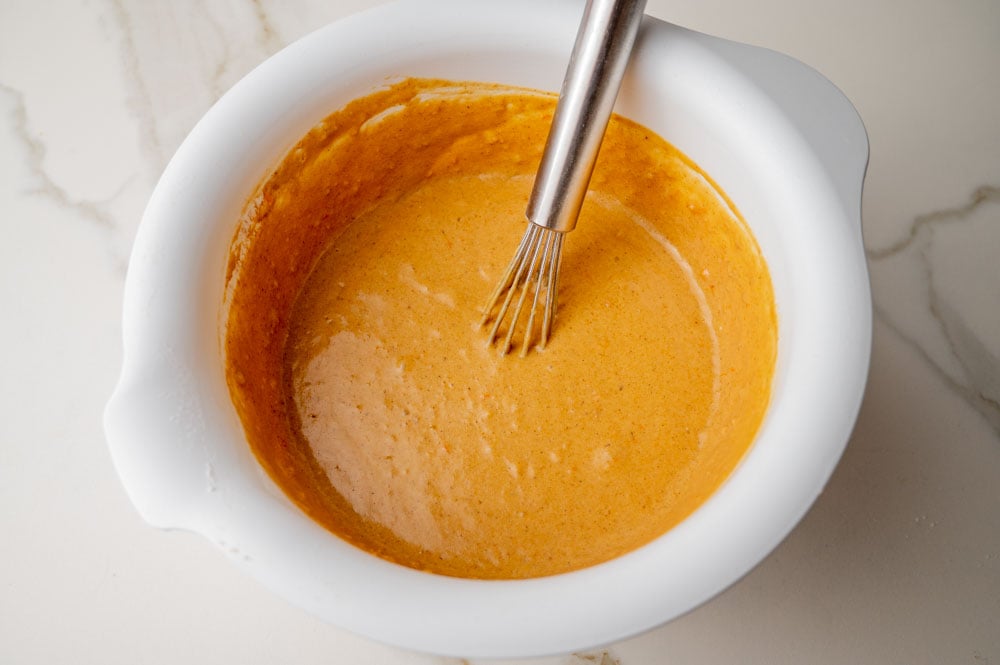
[223,79,776,579]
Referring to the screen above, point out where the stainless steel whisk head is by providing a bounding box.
[481,224,565,356]
[479,0,646,356]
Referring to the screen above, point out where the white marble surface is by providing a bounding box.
[1,0,998,663]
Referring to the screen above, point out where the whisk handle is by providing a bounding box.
[527,0,647,233]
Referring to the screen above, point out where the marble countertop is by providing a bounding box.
[2,1,998,663]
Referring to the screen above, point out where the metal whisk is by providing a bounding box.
[481,0,647,356]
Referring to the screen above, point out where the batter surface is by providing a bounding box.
[224,79,776,579]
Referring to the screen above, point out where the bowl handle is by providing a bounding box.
[104,365,214,531]
[700,33,870,231]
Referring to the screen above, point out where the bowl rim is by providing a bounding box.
[105,0,871,657]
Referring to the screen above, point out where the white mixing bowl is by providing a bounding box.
[105,0,871,657]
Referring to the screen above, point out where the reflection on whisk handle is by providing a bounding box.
[527,0,647,234]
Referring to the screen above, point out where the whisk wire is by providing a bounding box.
[501,228,546,355]
[483,225,538,348]
[482,224,564,355]
[541,232,564,349]
[480,226,535,324]
[515,227,557,357]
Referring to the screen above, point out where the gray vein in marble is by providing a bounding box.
[249,0,284,54]
[866,186,1000,260]
[572,651,620,665]
[106,0,168,170]
[873,302,1000,435]
[867,186,1000,435]
[928,284,1000,430]
[0,82,121,235]
[203,12,238,102]
[436,649,621,664]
